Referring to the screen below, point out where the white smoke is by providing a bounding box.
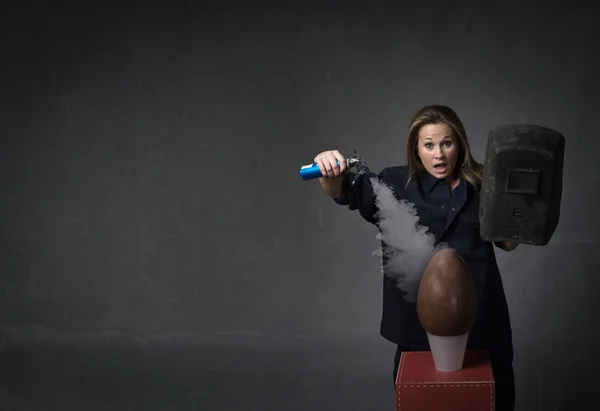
[370,177,447,302]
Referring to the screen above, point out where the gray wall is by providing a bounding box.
[1,3,598,410]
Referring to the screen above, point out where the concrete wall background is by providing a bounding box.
[1,3,598,410]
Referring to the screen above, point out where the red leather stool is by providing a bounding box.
[395,350,495,411]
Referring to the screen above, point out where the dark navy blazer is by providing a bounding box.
[334,165,513,354]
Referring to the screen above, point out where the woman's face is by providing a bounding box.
[416,123,460,180]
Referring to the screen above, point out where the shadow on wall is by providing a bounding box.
[0,336,397,411]
[500,241,600,411]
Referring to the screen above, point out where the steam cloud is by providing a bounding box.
[370,177,447,302]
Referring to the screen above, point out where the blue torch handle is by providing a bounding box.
[299,161,341,180]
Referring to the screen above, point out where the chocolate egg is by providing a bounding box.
[416,249,477,336]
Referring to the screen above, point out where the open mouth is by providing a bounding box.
[434,163,447,173]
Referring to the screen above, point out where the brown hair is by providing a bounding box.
[405,104,483,190]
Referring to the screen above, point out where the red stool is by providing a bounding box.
[395,350,495,411]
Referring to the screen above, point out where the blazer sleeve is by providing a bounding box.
[332,167,398,225]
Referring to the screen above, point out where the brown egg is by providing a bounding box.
[416,248,477,336]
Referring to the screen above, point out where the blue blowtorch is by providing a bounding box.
[299,150,370,185]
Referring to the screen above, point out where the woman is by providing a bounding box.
[313,104,516,411]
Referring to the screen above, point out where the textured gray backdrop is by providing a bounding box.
[1,2,598,410]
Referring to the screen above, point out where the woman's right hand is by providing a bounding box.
[314,150,347,178]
